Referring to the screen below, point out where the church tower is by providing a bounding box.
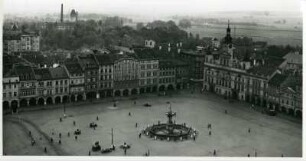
[224,20,232,45]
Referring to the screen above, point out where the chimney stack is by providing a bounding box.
[60,3,63,23]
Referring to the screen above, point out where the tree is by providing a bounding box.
[178,19,192,29]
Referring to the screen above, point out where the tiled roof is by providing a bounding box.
[34,68,52,80]
[268,73,287,87]
[282,74,302,91]
[65,61,84,74]
[13,65,36,81]
[247,57,285,77]
[94,54,117,65]
[78,54,99,69]
[3,69,18,78]
[49,67,69,79]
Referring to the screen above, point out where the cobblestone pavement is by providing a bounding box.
[3,90,302,157]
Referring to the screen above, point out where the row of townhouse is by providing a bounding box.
[3,51,189,112]
[267,73,302,117]
[202,21,302,117]
[202,47,302,117]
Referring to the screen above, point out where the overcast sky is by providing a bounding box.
[4,0,303,16]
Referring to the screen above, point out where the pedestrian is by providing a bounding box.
[68,132,70,137]
[128,112,131,116]
[281,154,284,157]
[124,149,127,155]
[52,132,54,135]
[29,131,32,136]
[75,135,78,140]
[89,151,91,156]
[139,133,142,138]
[248,154,250,157]
[193,136,196,141]
[60,117,62,122]
[248,128,251,133]
[44,147,47,153]
[59,140,61,144]
[209,131,211,136]
[73,121,76,126]
[93,126,96,130]
[135,123,138,128]
[50,138,53,143]
[31,139,35,146]
[96,116,99,121]
[255,150,257,157]
[59,133,61,138]
[213,149,216,156]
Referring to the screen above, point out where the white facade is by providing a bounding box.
[145,40,156,48]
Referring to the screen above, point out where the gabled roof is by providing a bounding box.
[65,61,84,74]
[34,68,52,80]
[94,54,117,65]
[49,67,69,79]
[268,73,287,87]
[247,57,285,77]
[13,65,36,81]
[3,69,18,78]
[78,54,99,69]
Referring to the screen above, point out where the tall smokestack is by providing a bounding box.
[60,3,63,23]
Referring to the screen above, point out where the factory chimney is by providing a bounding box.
[60,3,63,23]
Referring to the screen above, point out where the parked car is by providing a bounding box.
[143,103,151,107]
[266,109,277,116]
[90,122,98,128]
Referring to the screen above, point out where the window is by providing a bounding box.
[3,93,6,98]
[14,92,17,97]
[65,80,68,84]
[147,72,151,77]
[147,64,151,69]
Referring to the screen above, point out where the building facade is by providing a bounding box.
[113,56,139,96]
[95,54,115,98]
[3,30,40,55]
[78,54,100,100]
[64,61,86,102]
[49,67,70,104]
[3,70,19,112]
[14,65,37,107]
[34,68,54,106]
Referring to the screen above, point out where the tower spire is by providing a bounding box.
[228,20,230,28]
[225,19,232,45]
